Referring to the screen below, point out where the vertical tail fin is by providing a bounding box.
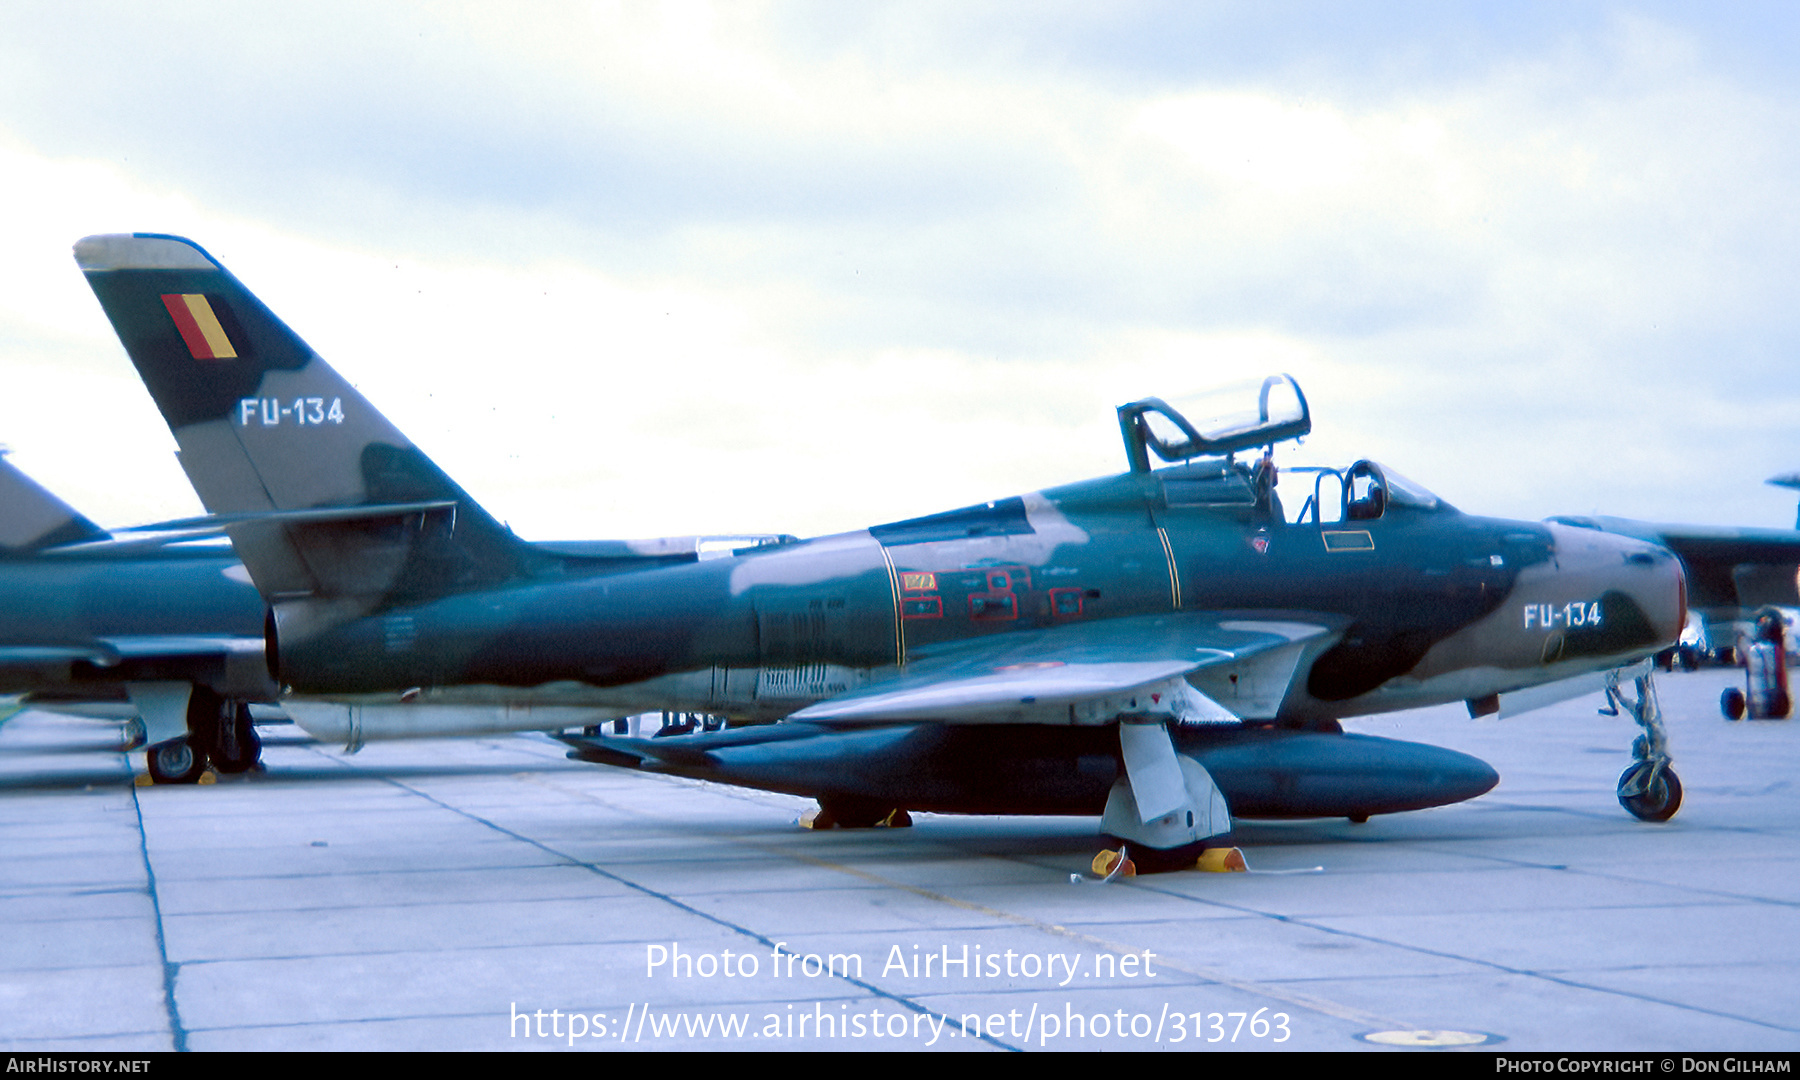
[0,452,109,553]
[74,234,534,605]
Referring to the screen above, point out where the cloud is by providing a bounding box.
[0,4,1796,537]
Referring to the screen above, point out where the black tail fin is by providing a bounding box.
[75,234,535,605]
[0,452,109,553]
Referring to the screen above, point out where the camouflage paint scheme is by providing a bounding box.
[76,234,1688,845]
[1552,513,1800,660]
[0,453,271,777]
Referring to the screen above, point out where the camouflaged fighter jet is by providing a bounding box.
[0,450,272,781]
[76,233,1690,867]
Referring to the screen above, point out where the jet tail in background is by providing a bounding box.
[1768,473,1800,530]
[74,234,536,607]
[0,452,109,554]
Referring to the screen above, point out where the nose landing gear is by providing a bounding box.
[1605,666,1682,822]
[1617,759,1682,822]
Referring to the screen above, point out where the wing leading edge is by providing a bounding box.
[790,612,1335,725]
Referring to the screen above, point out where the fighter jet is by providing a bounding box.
[76,233,1688,868]
[0,450,272,781]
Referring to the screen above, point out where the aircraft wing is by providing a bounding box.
[1552,516,1800,611]
[789,613,1334,724]
[1650,529,1800,613]
[1593,521,1800,566]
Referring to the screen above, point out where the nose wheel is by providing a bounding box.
[1617,760,1682,822]
[1605,667,1682,822]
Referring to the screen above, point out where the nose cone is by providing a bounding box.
[1542,524,1687,661]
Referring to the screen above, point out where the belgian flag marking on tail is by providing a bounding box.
[160,293,238,360]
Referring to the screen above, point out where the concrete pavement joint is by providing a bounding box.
[517,770,1414,1034]
[129,764,186,1052]
[1129,881,1800,1036]
[366,767,1020,1051]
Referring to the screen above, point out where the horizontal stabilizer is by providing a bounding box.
[115,500,458,534]
[47,534,231,556]
[53,503,459,557]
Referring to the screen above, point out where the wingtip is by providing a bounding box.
[73,233,219,272]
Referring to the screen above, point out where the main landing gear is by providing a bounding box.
[1093,718,1236,874]
[801,796,912,830]
[1605,667,1682,822]
[143,691,264,785]
[147,735,209,784]
[209,702,262,774]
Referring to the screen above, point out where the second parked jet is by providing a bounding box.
[0,451,270,780]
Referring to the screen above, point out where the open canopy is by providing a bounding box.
[1117,374,1310,472]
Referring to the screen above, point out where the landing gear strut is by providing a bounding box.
[209,703,262,774]
[1096,720,1234,873]
[1606,667,1682,822]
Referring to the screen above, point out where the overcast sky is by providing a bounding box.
[1,2,1796,540]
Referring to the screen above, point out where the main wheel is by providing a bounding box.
[147,738,207,784]
[1617,762,1682,822]
[209,704,262,774]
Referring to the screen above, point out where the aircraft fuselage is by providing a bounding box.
[269,469,1683,731]
[0,543,270,703]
